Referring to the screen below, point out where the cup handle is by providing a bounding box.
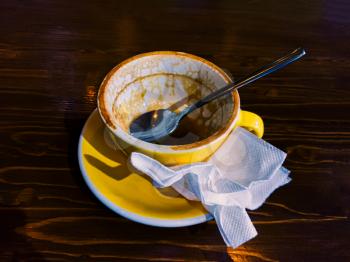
[237,110,264,138]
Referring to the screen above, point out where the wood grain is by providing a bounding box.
[1,0,349,261]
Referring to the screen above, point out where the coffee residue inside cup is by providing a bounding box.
[118,73,231,146]
[151,114,213,145]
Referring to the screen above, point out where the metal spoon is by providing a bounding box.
[130,48,306,142]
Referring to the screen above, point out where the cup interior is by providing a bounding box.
[99,52,236,146]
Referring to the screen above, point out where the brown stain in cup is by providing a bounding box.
[114,73,233,146]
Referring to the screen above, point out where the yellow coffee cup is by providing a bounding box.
[98,51,263,165]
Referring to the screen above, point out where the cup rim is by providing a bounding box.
[98,51,240,153]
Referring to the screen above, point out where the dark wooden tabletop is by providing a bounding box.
[1,0,349,261]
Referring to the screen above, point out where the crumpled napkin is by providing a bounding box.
[130,127,291,248]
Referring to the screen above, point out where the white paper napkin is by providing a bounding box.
[130,127,291,248]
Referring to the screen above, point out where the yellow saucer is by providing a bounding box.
[78,109,211,227]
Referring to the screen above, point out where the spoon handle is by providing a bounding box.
[179,48,306,118]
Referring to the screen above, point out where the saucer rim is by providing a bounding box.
[78,109,213,227]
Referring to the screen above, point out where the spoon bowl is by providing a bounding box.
[130,109,179,142]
